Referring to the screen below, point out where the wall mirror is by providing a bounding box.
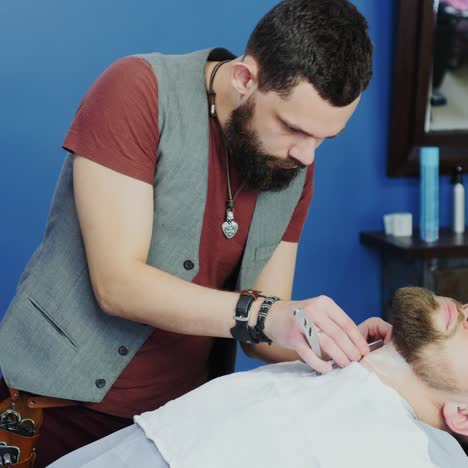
[388,0,468,176]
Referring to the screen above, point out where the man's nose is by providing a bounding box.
[288,140,316,166]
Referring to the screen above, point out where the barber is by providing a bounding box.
[0,0,391,465]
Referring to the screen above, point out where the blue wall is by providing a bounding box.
[0,1,454,372]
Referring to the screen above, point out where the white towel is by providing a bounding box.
[135,361,465,468]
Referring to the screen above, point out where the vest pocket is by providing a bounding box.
[27,297,79,351]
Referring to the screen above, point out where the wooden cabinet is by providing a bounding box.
[360,228,468,321]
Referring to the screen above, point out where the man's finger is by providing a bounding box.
[318,332,351,368]
[384,332,392,344]
[359,318,393,344]
[295,337,333,374]
[312,318,361,362]
[329,311,370,355]
[373,319,392,340]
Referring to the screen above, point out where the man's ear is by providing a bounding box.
[231,58,258,97]
[443,402,468,436]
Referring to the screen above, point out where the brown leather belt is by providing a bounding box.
[26,396,77,409]
[10,388,77,409]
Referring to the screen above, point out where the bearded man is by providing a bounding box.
[0,0,391,465]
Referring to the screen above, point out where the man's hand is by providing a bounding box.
[264,296,372,374]
[357,317,392,345]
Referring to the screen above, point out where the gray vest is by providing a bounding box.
[0,49,306,402]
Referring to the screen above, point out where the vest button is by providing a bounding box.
[183,260,194,270]
[95,379,106,389]
[118,346,129,356]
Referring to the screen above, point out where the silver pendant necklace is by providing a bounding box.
[207,60,245,239]
[222,154,245,239]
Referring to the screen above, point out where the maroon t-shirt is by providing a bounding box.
[63,56,314,418]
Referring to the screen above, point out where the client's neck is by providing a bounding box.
[360,343,447,430]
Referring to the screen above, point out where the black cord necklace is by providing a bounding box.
[208,60,245,239]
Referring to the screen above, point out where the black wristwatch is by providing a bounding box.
[230,289,264,343]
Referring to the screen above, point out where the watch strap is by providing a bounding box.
[230,290,264,343]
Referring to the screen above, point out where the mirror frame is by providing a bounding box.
[388,0,468,177]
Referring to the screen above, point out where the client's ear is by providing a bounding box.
[443,402,468,436]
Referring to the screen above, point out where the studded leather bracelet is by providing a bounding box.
[250,295,280,345]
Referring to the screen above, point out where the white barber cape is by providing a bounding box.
[135,361,467,468]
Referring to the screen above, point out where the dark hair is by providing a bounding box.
[245,0,373,106]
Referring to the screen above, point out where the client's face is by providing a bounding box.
[391,287,468,395]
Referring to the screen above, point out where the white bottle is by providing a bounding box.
[452,166,465,234]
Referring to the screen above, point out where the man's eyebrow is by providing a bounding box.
[279,117,345,139]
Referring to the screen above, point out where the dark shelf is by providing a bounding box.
[360,228,468,258]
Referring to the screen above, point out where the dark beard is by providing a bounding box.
[391,286,462,392]
[222,97,304,192]
[391,287,445,362]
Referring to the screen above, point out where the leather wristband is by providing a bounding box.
[230,289,265,343]
[250,295,280,345]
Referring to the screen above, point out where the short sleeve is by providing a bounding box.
[63,56,159,185]
[281,164,315,242]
